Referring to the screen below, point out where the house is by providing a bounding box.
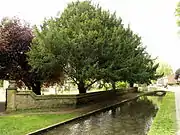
[167,74,177,84]
[156,74,177,86]
[157,77,168,86]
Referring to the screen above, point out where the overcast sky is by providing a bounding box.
[1,0,180,71]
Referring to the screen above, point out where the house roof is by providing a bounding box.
[167,74,177,84]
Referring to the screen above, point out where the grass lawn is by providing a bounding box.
[0,113,78,135]
[148,92,176,135]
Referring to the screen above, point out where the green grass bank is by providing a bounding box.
[148,92,176,135]
[0,113,77,135]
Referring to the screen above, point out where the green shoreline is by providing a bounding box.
[148,92,176,135]
[0,91,175,135]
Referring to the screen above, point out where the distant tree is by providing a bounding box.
[0,17,43,94]
[156,62,173,76]
[176,2,180,27]
[175,68,180,80]
[175,2,180,81]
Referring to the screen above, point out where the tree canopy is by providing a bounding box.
[0,17,50,94]
[28,1,160,93]
[126,53,161,86]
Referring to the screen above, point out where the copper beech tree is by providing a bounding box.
[0,17,43,94]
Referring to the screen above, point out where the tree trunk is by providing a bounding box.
[112,108,116,118]
[130,82,134,87]
[32,81,41,95]
[78,81,86,94]
[111,81,116,90]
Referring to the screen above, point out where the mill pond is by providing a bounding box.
[42,97,162,135]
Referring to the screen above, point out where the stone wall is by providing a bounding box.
[76,90,117,105]
[6,88,135,111]
[7,90,78,111]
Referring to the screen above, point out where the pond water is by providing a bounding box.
[43,97,161,135]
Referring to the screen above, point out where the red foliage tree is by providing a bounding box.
[0,17,42,94]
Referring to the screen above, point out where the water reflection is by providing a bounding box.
[43,98,158,135]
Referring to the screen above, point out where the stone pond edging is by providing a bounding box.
[26,93,144,135]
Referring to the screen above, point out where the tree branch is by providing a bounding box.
[63,68,78,85]
[85,79,98,90]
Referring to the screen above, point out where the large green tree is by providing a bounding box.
[28,1,125,93]
[28,1,159,93]
[117,35,161,87]
[98,26,146,88]
[125,54,160,87]
[101,26,160,87]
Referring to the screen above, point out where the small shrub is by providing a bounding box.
[116,81,127,89]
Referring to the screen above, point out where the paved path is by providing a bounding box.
[0,88,5,102]
[0,102,5,112]
[0,89,6,113]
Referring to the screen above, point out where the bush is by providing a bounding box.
[116,81,127,89]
